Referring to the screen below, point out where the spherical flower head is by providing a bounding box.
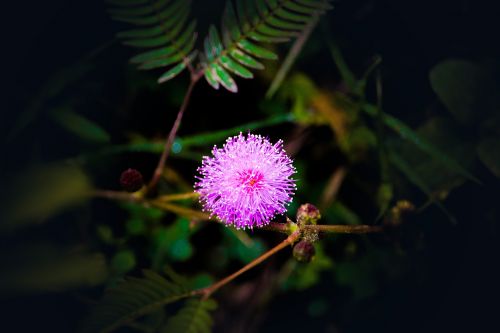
[195,133,297,229]
[120,168,144,193]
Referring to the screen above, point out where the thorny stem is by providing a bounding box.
[146,73,202,194]
[195,230,301,300]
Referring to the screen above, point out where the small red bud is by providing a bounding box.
[120,168,144,192]
[296,203,321,226]
[293,240,316,263]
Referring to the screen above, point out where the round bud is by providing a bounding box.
[120,168,144,193]
[296,203,321,226]
[293,240,316,263]
[384,200,415,227]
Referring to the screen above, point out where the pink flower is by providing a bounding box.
[195,133,297,229]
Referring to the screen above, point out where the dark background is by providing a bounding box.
[1,0,500,332]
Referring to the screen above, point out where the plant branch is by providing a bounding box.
[196,230,301,299]
[156,192,199,202]
[92,191,383,235]
[91,189,141,203]
[303,224,383,233]
[263,220,383,235]
[146,75,201,193]
[149,200,212,221]
[261,222,292,234]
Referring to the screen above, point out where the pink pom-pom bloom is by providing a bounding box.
[195,133,297,229]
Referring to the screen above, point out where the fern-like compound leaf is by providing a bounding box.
[109,0,197,83]
[81,270,191,333]
[160,299,218,333]
[202,0,332,92]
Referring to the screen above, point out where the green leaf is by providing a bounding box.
[204,66,220,90]
[177,114,293,147]
[275,7,310,22]
[81,270,190,333]
[188,274,214,290]
[111,0,186,26]
[126,217,146,235]
[109,0,197,84]
[477,138,500,178]
[131,45,180,64]
[202,0,332,92]
[430,59,498,124]
[134,24,196,68]
[111,250,137,275]
[376,182,394,220]
[396,117,476,192]
[76,114,292,162]
[389,151,456,224]
[248,31,290,43]
[51,107,110,143]
[0,248,107,294]
[255,24,296,39]
[266,14,319,98]
[328,40,358,93]
[3,164,92,229]
[229,49,264,69]
[363,104,480,184]
[266,15,306,31]
[170,238,193,261]
[220,55,254,79]
[213,63,238,92]
[236,238,265,263]
[286,0,333,12]
[208,25,224,56]
[237,39,277,59]
[222,1,240,44]
[152,218,195,267]
[160,299,217,333]
[158,61,187,83]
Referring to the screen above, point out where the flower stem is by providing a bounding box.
[263,221,383,234]
[197,230,301,299]
[91,189,140,203]
[262,221,294,234]
[303,224,383,233]
[149,200,212,221]
[155,192,199,202]
[146,74,201,193]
